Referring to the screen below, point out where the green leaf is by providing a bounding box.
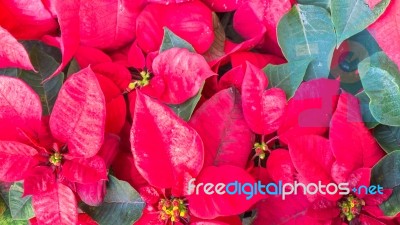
[169,86,202,121]
[0,68,18,77]
[297,0,330,10]
[374,125,400,153]
[380,185,400,216]
[331,0,390,46]
[358,51,400,126]
[371,150,400,188]
[80,176,144,225]
[66,58,80,78]
[264,58,312,99]
[160,27,195,53]
[8,182,34,220]
[277,4,336,80]
[0,184,28,225]
[356,91,379,129]
[18,47,64,115]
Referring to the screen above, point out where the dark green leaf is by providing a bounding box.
[264,58,312,99]
[8,182,34,220]
[358,52,400,126]
[0,183,28,225]
[278,4,336,80]
[67,58,80,78]
[19,47,64,115]
[371,150,400,188]
[380,185,400,216]
[374,125,400,153]
[356,91,379,129]
[21,40,62,63]
[169,87,202,121]
[0,68,18,77]
[160,27,195,53]
[331,0,390,46]
[80,176,144,225]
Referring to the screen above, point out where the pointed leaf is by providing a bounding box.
[371,151,400,188]
[80,176,144,225]
[76,181,106,207]
[0,142,37,182]
[277,4,336,80]
[374,125,400,153]
[264,59,312,99]
[168,86,203,121]
[379,185,400,216]
[9,182,34,220]
[32,183,77,225]
[297,0,330,9]
[131,92,204,191]
[358,52,400,126]
[189,88,254,168]
[50,67,106,158]
[18,47,64,115]
[356,91,379,129]
[0,27,34,71]
[331,0,390,45]
[160,27,195,53]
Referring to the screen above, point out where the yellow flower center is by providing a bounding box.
[49,152,62,166]
[338,194,365,222]
[158,198,189,223]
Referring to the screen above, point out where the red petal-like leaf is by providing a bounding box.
[32,183,78,225]
[0,0,58,39]
[278,78,340,144]
[306,197,340,220]
[0,141,37,182]
[330,92,385,177]
[47,0,80,80]
[97,133,120,168]
[267,149,297,184]
[76,180,106,206]
[218,66,244,92]
[75,46,112,68]
[24,166,57,196]
[0,26,34,70]
[288,135,334,185]
[61,156,107,184]
[368,0,400,68]
[50,67,106,158]
[92,62,132,92]
[131,91,204,191]
[136,1,214,53]
[0,76,42,141]
[79,0,143,50]
[230,51,286,68]
[77,214,98,225]
[95,73,126,134]
[253,194,317,225]
[112,151,148,189]
[187,165,264,219]
[142,48,215,104]
[242,62,286,134]
[202,0,242,12]
[233,0,291,55]
[189,88,254,168]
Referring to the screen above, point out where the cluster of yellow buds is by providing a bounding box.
[338,194,365,222]
[158,198,189,223]
[126,70,151,92]
[49,152,63,166]
[254,142,268,159]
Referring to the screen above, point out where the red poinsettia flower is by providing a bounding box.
[0,67,110,224]
[129,91,262,224]
[254,92,389,224]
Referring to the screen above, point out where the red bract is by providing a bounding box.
[368,0,400,67]
[241,62,287,135]
[278,78,340,144]
[0,26,35,70]
[0,0,58,39]
[189,88,254,169]
[233,0,291,55]
[136,1,214,53]
[0,67,108,224]
[131,91,262,224]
